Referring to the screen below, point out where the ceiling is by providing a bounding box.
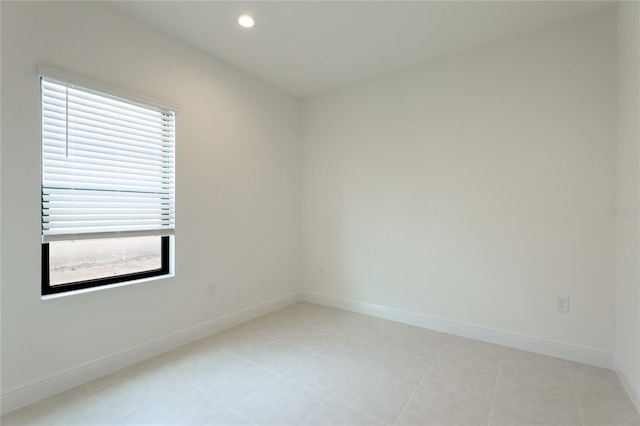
[109,1,616,98]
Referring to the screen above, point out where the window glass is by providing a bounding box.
[49,236,162,286]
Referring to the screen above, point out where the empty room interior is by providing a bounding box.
[1,0,639,425]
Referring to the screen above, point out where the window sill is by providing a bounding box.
[41,273,175,300]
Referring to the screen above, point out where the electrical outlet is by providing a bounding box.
[207,283,216,297]
[556,297,569,313]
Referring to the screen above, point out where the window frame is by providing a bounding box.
[41,236,170,296]
[38,65,177,297]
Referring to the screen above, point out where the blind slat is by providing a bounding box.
[44,167,172,184]
[44,122,175,152]
[43,188,174,199]
[44,147,171,169]
[44,108,174,140]
[43,133,174,156]
[44,162,170,180]
[43,229,175,242]
[44,154,170,174]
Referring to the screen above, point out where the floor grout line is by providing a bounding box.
[391,344,445,426]
[83,384,117,422]
[295,397,329,426]
[83,379,157,424]
[568,363,586,426]
[486,345,503,426]
[192,372,273,425]
[319,347,379,423]
[214,402,259,425]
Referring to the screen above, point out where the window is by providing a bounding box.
[40,67,175,295]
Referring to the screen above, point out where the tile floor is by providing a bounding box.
[2,302,639,426]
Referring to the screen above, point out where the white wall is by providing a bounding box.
[616,0,640,408]
[1,0,300,396]
[301,10,617,354]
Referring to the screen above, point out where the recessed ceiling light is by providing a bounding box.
[237,14,256,28]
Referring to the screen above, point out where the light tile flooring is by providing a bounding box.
[3,302,639,426]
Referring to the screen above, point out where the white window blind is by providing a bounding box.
[41,76,175,242]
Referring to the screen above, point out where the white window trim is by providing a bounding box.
[39,65,178,296]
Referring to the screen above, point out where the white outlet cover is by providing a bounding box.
[556,297,569,313]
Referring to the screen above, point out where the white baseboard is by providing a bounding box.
[0,291,299,415]
[616,362,640,414]
[300,290,615,369]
